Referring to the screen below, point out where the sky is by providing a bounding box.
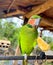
[2,17,53,37]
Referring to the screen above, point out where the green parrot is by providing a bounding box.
[19,15,41,55]
[18,15,41,65]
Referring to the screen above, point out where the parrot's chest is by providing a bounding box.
[20,29,35,45]
[19,26,37,54]
[20,31,35,54]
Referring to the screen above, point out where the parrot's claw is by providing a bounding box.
[24,54,27,60]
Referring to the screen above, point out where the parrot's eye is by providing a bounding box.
[27,24,32,28]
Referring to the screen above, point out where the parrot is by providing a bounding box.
[18,15,41,65]
[18,15,50,65]
[18,15,41,55]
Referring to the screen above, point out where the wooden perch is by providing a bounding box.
[25,0,53,18]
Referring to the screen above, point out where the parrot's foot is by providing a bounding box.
[23,54,28,65]
[24,54,27,60]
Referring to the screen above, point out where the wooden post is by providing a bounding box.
[40,29,44,37]
[13,45,21,65]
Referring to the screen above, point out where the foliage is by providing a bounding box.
[42,36,53,50]
[42,36,53,44]
[44,61,53,65]
[50,42,53,50]
[0,19,4,39]
[0,19,20,48]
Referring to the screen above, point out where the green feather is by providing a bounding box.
[31,15,41,19]
[19,24,38,55]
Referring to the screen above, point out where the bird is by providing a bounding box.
[18,15,41,65]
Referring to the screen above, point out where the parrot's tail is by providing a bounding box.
[23,59,28,65]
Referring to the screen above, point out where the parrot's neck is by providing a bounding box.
[27,18,36,27]
[27,24,33,28]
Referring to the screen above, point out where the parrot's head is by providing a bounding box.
[28,15,41,27]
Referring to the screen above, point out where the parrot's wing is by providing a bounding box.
[33,29,38,48]
[18,36,22,53]
[33,39,37,48]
